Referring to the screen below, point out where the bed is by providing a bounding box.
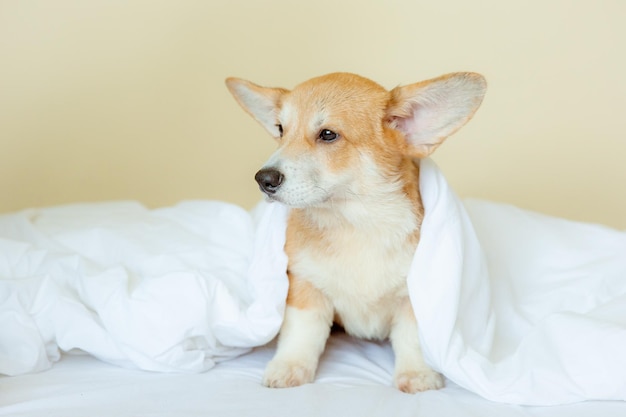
[1,159,625,416]
[3,334,626,417]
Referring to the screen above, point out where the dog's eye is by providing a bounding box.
[276,124,283,137]
[319,129,338,142]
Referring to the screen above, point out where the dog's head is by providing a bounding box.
[226,72,486,208]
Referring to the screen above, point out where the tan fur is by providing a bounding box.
[226,71,486,393]
[285,271,327,310]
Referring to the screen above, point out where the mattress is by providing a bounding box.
[3,332,626,417]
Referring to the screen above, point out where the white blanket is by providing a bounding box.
[0,201,288,376]
[409,159,626,405]
[1,159,625,405]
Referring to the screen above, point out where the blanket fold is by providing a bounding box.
[410,158,626,405]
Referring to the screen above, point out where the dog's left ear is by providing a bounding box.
[386,72,486,157]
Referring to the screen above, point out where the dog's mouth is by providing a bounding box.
[263,192,331,209]
[262,193,282,204]
[259,185,334,208]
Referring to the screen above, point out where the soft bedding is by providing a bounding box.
[0,200,288,375]
[2,333,626,417]
[1,158,625,409]
[410,159,626,405]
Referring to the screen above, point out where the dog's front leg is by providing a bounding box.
[390,298,444,393]
[263,275,333,388]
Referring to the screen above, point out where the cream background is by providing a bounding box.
[1,1,625,228]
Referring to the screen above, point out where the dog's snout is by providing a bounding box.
[255,168,284,195]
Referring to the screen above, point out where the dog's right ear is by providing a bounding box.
[225,78,288,139]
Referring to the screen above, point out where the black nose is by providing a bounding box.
[255,168,284,195]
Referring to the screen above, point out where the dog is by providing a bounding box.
[225,71,486,393]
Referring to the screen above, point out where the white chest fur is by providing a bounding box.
[288,198,420,340]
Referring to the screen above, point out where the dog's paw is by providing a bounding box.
[262,360,316,388]
[394,369,444,393]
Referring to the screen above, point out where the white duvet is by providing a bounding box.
[0,200,288,376]
[1,159,625,405]
[410,159,626,405]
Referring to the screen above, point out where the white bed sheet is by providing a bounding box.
[1,332,625,417]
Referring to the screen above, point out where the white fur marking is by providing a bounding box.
[263,306,332,388]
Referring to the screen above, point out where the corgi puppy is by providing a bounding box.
[226,72,486,393]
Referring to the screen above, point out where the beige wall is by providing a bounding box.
[1,0,625,228]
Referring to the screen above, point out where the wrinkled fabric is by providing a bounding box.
[0,201,288,376]
[409,158,626,405]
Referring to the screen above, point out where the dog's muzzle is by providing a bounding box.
[255,168,284,195]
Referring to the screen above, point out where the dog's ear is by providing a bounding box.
[386,72,486,157]
[225,78,288,139]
